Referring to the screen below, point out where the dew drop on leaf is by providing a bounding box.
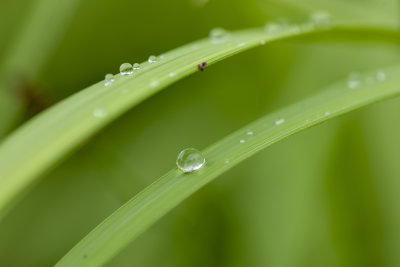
[120,63,133,75]
[148,55,158,63]
[264,23,281,35]
[275,118,285,125]
[93,108,107,118]
[133,63,140,70]
[209,27,229,43]
[377,71,386,81]
[309,11,332,28]
[150,81,159,87]
[104,74,114,86]
[348,72,362,89]
[176,148,205,173]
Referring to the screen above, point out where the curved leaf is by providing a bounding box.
[56,64,400,267]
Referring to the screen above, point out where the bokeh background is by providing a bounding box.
[1,0,400,266]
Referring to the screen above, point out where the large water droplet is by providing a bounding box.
[120,63,133,75]
[310,11,332,28]
[104,74,114,86]
[93,108,107,118]
[275,118,285,125]
[209,27,229,43]
[148,55,158,63]
[176,148,205,173]
[133,63,140,70]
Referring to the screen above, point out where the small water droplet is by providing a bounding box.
[169,72,176,77]
[93,108,107,118]
[104,73,114,86]
[275,118,285,125]
[237,42,245,47]
[260,40,266,45]
[325,111,331,116]
[264,23,281,35]
[310,11,332,28]
[209,27,230,43]
[224,159,230,164]
[240,139,246,144]
[120,63,133,75]
[133,63,140,70]
[247,130,253,136]
[176,148,205,173]
[377,71,386,81]
[150,81,159,87]
[348,72,362,89]
[148,55,158,63]
[159,54,166,60]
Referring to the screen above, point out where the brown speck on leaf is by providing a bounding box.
[197,62,207,71]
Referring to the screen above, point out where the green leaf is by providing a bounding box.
[0,21,396,213]
[56,64,400,267]
[0,0,82,137]
[0,24,321,217]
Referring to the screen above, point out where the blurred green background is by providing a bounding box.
[1,0,400,266]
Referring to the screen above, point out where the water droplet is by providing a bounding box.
[325,111,331,116]
[159,54,166,60]
[104,73,114,86]
[120,63,133,75]
[133,63,140,70]
[169,72,176,77]
[224,159,230,164]
[176,148,205,173]
[348,72,362,89]
[265,23,281,35]
[93,108,107,118]
[247,130,253,136]
[275,118,285,125]
[148,55,158,63]
[237,42,245,47]
[377,71,386,81]
[209,27,229,43]
[150,81,159,87]
[310,11,332,28]
[240,139,246,144]
[260,40,266,45]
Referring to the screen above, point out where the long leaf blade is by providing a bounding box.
[56,64,400,267]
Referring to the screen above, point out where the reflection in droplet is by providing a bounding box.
[176,148,205,173]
